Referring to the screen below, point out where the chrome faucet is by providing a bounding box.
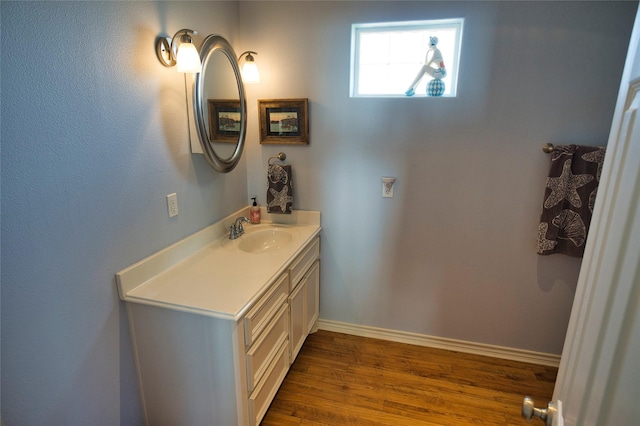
[229,217,250,239]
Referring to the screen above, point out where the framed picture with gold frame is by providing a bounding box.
[258,98,309,145]
[207,100,241,143]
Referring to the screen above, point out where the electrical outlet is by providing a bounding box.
[382,183,394,198]
[167,193,178,217]
[382,177,396,198]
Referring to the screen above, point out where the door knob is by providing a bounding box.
[522,397,556,426]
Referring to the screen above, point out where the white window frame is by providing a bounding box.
[350,18,464,98]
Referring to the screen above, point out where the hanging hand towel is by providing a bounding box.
[267,164,293,214]
[536,144,606,257]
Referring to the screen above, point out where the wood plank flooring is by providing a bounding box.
[261,330,557,426]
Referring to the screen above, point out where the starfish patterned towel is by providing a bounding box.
[267,164,293,214]
[536,144,606,257]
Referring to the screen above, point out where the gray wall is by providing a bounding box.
[240,1,636,353]
[0,0,636,424]
[1,1,245,424]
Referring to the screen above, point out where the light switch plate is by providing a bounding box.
[167,193,178,217]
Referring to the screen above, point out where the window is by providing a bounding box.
[350,19,463,98]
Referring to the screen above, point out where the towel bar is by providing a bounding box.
[269,152,287,165]
[542,143,554,153]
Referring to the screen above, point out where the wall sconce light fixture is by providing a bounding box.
[156,29,202,73]
[239,51,260,83]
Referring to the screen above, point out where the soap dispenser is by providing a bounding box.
[250,197,261,224]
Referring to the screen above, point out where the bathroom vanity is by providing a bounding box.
[116,208,321,425]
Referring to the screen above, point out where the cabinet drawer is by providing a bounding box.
[244,273,289,347]
[246,303,289,392]
[289,237,320,291]
[249,339,290,426]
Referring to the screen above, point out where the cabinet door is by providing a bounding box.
[304,260,320,335]
[289,277,306,362]
[289,260,320,363]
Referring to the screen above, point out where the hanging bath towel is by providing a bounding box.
[536,144,606,257]
[267,164,293,214]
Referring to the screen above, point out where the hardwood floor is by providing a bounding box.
[261,330,557,426]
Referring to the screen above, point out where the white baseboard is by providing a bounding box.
[317,319,560,368]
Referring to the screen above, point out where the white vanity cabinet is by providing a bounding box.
[117,210,320,426]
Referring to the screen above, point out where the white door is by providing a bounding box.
[534,6,640,426]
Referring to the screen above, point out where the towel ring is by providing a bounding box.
[542,143,554,153]
[268,152,286,165]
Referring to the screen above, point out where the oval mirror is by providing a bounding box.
[194,35,247,173]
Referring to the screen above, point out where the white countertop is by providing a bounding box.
[116,207,321,321]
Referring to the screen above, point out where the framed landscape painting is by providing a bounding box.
[258,99,309,145]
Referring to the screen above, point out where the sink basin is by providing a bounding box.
[238,227,295,253]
